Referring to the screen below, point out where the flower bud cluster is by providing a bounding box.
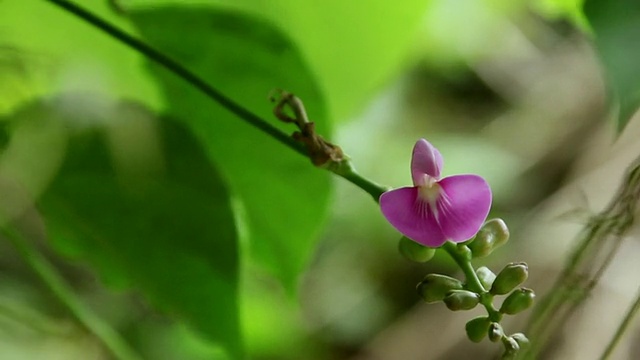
[411,219,534,358]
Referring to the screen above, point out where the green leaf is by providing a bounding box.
[128,0,430,121]
[584,0,640,132]
[130,7,333,289]
[3,96,242,357]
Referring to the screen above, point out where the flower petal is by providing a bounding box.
[436,175,492,242]
[379,186,448,247]
[411,139,444,185]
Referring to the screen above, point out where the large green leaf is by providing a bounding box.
[584,0,640,132]
[130,7,333,289]
[128,0,431,121]
[2,96,241,357]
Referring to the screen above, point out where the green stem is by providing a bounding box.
[599,287,640,360]
[331,160,389,202]
[442,241,501,322]
[442,242,484,293]
[44,0,306,158]
[2,227,142,360]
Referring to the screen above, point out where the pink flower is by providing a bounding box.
[380,139,492,247]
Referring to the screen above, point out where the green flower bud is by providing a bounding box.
[476,266,496,290]
[503,336,521,358]
[468,233,494,258]
[484,218,510,248]
[500,288,535,315]
[443,290,480,311]
[468,219,510,258]
[417,274,463,303]
[490,262,529,295]
[465,316,491,343]
[488,322,504,342]
[398,237,436,263]
[511,333,530,349]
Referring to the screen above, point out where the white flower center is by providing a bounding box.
[417,177,443,221]
[417,176,442,205]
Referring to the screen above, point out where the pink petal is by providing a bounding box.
[436,175,492,242]
[379,186,448,247]
[411,139,444,185]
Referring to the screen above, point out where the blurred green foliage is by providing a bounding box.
[0,0,433,357]
[5,97,241,357]
[584,0,640,132]
[0,0,638,359]
[0,1,161,112]
[534,0,586,28]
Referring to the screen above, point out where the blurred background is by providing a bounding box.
[1,0,640,359]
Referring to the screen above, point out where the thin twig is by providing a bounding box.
[270,90,389,200]
[522,158,640,359]
[600,287,640,359]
